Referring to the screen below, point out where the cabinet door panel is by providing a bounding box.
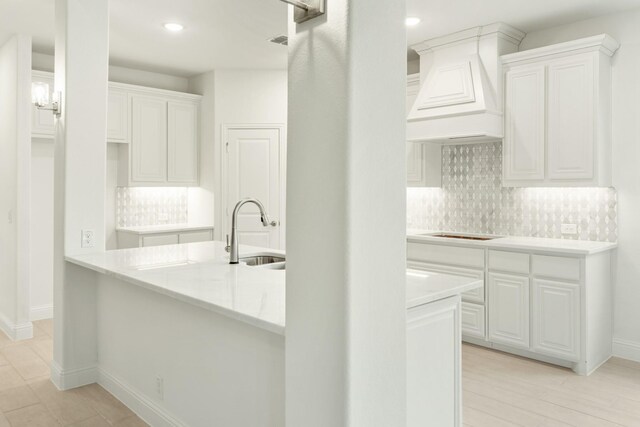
[142,234,178,247]
[548,54,595,180]
[168,101,198,184]
[461,302,486,339]
[532,279,580,361]
[131,96,167,183]
[503,65,546,182]
[107,89,129,143]
[488,272,530,349]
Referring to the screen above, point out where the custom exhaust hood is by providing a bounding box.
[407,23,525,144]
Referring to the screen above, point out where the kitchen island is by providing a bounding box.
[65,241,481,427]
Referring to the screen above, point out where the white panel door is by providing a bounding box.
[547,54,595,181]
[226,127,283,249]
[167,101,198,184]
[532,279,581,361]
[31,71,55,139]
[406,142,425,186]
[131,96,167,183]
[488,272,530,349]
[107,89,129,143]
[503,64,546,183]
[407,296,461,427]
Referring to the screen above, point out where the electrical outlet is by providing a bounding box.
[156,376,164,400]
[561,223,578,235]
[81,229,95,248]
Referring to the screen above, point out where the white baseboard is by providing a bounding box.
[30,304,53,321]
[50,361,98,391]
[613,338,640,363]
[0,311,33,341]
[98,368,187,427]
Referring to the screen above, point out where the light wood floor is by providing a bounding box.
[0,320,147,426]
[2,322,639,426]
[462,343,640,427]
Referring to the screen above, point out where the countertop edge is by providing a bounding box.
[64,255,286,336]
[406,279,483,308]
[406,233,617,255]
[116,224,215,235]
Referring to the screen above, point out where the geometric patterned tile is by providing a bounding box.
[407,141,617,242]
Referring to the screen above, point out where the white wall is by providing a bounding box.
[32,52,190,92]
[520,7,640,361]
[187,72,216,227]
[0,35,33,340]
[30,140,54,319]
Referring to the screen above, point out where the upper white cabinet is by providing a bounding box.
[31,71,55,139]
[116,83,201,187]
[130,95,168,183]
[502,34,619,187]
[407,73,442,188]
[107,89,129,143]
[167,101,199,183]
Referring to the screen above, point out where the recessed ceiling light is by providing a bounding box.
[406,17,421,27]
[163,22,184,32]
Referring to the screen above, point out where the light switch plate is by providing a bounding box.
[561,224,578,235]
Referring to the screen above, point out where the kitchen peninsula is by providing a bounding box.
[65,241,481,427]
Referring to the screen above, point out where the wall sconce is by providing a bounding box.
[32,82,61,117]
[280,0,325,24]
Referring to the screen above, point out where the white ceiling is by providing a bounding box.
[0,0,639,77]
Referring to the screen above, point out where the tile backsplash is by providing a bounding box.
[407,142,617,242]
[116,187,188,227]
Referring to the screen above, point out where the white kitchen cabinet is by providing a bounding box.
[407,73,441,188]
[407,295,461,427]
[503,64,545,182]
[168,101,199,184]
[502,34,619,187]
[31,71,55,139]
[488,272,530,349]
[107,89,129,143]
[130,95,168,183]
[117,227,214,249]
[461,302,486,339]
[532,279,581,361]
[547,54,594,180]
[117,84,201,187]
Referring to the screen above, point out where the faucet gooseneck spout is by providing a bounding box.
[225,198,271,264]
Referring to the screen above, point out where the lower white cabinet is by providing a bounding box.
[532,279,581,361]
[488,272,530,349]
[461,302,485,339]
[117,227,214,249]
[407,295,461,427]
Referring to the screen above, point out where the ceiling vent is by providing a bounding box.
[269,35,288,46]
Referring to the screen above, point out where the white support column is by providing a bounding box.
[285,1,407,426]
[52,0,109,390]
[0,34,33,341]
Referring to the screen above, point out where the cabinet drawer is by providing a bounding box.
[407,242,485,268]
[409,261,485,303]
[142,234,179,247]
[532,255,581,281]
[489,250,530,274]
[461,302,486,339]
[179,230,212,244]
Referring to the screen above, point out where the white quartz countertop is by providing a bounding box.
[116,224,214,234]
[65,241,482,335]
[407,229,617,255]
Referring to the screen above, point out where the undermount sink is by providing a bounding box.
[240,254,286,270]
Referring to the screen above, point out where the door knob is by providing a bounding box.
[270,220,279,227]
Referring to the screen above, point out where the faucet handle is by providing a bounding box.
[225,234,230,253]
